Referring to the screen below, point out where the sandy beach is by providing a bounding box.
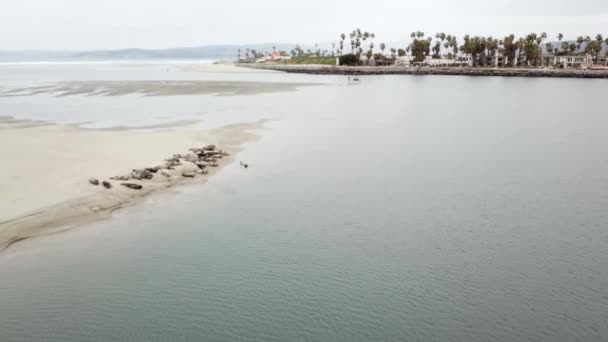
[0,116,265,251]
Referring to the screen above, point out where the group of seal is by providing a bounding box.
[88,145,230,191]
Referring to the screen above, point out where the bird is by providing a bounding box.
[240,161,249,169]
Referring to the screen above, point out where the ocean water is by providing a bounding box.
[1,63,607,341]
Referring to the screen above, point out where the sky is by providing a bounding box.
[1,0,607,50]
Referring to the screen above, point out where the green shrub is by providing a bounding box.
[339,54,359,66]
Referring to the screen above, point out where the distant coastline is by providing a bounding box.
[238,63,608,79]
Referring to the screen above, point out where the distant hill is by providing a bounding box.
[0,43,302,62]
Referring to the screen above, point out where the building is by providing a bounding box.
[541,54,597,68]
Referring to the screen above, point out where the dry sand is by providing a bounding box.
[0,117,266,251]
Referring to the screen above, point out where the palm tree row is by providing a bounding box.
[335,31,607,66]
[238,31,608,67]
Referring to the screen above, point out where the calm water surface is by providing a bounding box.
[1,64,607,341]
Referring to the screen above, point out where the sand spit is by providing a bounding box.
[181,63,278,73]
[0,80,316,97]
[0,119,266,252]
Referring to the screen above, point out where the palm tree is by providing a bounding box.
[436,32,446,56]
[380,43,386,55]
[594,34,604,64]
[517,37,525,66]
[577,36,584,52]
[546,43,553,59]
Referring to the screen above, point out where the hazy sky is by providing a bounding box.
[2,0,607,50]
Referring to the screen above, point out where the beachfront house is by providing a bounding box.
[541,54,598,68]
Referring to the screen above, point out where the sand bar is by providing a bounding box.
[0,117,266,251]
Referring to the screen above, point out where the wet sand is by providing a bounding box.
[0,80,316,97]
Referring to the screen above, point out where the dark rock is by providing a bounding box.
[182,172,196,178]
[89,178,100,186]
[102,181,112,189]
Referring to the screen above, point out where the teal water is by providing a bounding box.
[1,65,607,341]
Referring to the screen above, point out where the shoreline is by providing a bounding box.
[238,63,608,79]
[0,118,266,252]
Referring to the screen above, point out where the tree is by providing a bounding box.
[585,34,604,64]
[450,36,459,56]
[432,41,441,59]
[520,33,544,66]
[380,43,386,55]
[577,36,584,52]
[502,34,517,66]
[409,32,431,62]
[436,32,446,56]
[557,33,564,52]
[460,35,487,67]
[397,48,406,57]
[486,36,499,58]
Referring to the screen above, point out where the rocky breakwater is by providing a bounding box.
[238,63,608,79]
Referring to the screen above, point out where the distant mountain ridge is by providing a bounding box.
[0,43,301,62]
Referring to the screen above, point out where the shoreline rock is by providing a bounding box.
[238,63,608,79]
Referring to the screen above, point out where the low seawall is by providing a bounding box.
[239,63,608,79]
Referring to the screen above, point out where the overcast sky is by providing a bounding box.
[1,0,607,50]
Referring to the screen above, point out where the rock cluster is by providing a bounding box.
[88,145,230,191]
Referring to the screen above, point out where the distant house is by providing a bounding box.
[542,54,597,68]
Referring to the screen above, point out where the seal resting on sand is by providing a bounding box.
[121,183,143,190]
